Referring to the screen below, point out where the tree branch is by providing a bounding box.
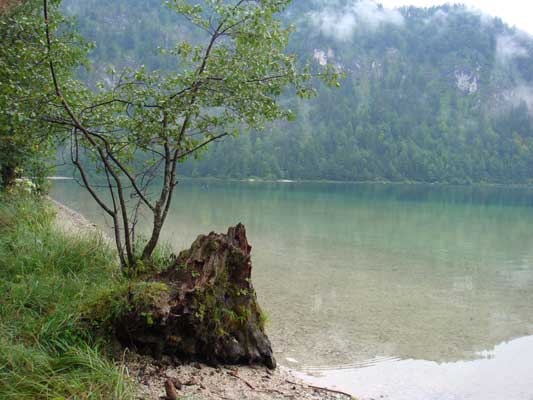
[177,132,228,160]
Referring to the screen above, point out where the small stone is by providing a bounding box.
[165,369,178,379]
[170,378,182,391]
[185,378,198,386]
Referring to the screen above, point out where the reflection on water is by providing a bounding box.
[51,180,533,398]
[294,335,533,400]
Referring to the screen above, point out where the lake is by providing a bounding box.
[51,180,533,400]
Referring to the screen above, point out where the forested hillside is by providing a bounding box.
[63,0,533,184]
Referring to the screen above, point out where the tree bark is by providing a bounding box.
[1,163,17,188]
[141,214,164,261]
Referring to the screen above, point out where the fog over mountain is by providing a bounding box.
[309,0,405,39]
[64,0,533,184]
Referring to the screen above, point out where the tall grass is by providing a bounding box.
[0,194,134,399]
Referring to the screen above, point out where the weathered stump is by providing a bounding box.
[114,224,276,369]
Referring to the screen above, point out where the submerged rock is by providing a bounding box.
[113,224,276,369]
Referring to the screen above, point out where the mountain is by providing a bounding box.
[62,0,533,184]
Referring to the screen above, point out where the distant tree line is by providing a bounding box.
[48,1,533,183]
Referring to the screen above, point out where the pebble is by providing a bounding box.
[127,353,353,400]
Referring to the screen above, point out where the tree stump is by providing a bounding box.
[114,223,276,369]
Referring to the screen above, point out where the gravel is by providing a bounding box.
[126,353,353,400]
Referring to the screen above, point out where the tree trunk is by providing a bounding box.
[1,163,17,188]
[141,214,164,261]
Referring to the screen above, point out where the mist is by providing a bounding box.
[496,34,528,64]
[309,0,404,41]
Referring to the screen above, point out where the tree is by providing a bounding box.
[0,0,85,188]
[43,0,339,270]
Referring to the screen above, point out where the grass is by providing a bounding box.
[0,193,134,399]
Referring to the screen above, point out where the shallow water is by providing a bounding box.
[51,180,533,399]
[294,335,533,400]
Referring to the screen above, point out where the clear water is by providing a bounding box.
[51,180,533,399]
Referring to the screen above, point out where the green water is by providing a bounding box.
[52,180,533,399]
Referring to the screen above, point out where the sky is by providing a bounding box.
[378,0,533,34]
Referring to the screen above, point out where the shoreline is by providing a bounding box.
[48,175,533,189]
[49,196,353,400]
[176,176,533,189]
[49,197,100,235]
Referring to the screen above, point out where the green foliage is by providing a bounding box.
[0,343,131,400]
[52,0,337,166]
[43,0,338,268]
[0,194,134,399]
[180,4,533,184]
[62,0,533,184]
[0,0,88,188]
[131,239,174,275]
[83,281,170,331]
[258,309,269,329]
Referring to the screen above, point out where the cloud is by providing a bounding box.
[378,0,533,35]
[496,34,528,63]
[506,85,533,111]
[431,9,448,23]
[310,0,404,42]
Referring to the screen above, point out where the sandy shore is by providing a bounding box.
[50,197,100,235]
[127,353,352,400]
[49,197,354,400]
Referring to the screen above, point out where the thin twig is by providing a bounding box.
[286,379,354,399]
[227,370,255,390]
